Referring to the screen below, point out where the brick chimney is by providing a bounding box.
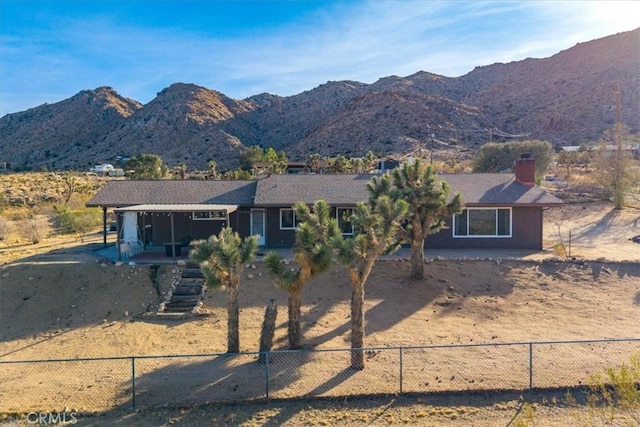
[515,153,535,187]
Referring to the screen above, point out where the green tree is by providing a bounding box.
[262,147,289,174]
[264,200,341,349]
[593,124,638,208]
[332,174,408,369]
[390,159,463,279]
[472,140,553,180]
[124,154,168,180]
[328,155,352,174]
[189,228,258,353]
[54,206,102,242]
[238,145,264,171]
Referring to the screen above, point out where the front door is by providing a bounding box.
[250,209,266,246]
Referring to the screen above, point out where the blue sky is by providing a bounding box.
[1,0,638,116]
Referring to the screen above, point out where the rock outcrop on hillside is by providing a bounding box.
[1,28,638,171]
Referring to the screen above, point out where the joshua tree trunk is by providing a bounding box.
[350,279,365,370]
[258,299,278,364]
[227,282,240,353]
[411,234,425,279]
[288,286,303,349]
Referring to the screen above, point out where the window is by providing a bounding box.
[193,211,226,220]
[336,207,353,235]
[280,208,299,229]
[453,208,511,237]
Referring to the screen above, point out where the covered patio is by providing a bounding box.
[112,204,238,261]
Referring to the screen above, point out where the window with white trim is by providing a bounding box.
[453,208,511,237]
[336,207,353,235]
[280,208,299,229]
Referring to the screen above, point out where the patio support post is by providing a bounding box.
[170,212,176,258]
[102,207,107,247]
[116,212,121,262]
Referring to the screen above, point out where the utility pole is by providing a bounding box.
[613,83,624,208]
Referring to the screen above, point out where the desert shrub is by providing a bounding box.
[0,216,10,241]
[20,216,49,244]
[54,206,102,242]
[585,353,640,425]
[512,402,536,427]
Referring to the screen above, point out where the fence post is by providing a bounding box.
[529,342,533,389]
[131,357,136,410]
[399,347,404,394]
[265,352,270,399]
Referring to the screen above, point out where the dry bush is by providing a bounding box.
[0,216,11,241]
[20,216,50,244]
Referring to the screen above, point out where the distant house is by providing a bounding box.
[252,160,328,176]
[86,157,562,258]
[90,163,115,174]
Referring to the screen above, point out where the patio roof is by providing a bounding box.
[114,204,238,213]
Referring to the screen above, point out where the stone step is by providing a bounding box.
[173,290,202,297]
[155,312,191,318]
[164,303,199,312]
[168,295,200,302]
[182,268,204,278]
[177,278,204,286]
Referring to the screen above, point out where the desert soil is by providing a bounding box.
[0,201,639,426]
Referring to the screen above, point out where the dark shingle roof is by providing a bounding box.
[254,173,562,206]
[254,174,371,206]
[86,173,562,209]
[86,180,257,207]
[442,174,563,205]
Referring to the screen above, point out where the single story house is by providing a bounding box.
[86,157,562,258]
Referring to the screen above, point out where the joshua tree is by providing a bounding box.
[258,299,278,364]
[190,228,258,353]
[390,159,463,279]
[264,200,340,349]
[207,160,219,180]
[332,174,408,370]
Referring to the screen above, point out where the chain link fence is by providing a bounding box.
[1,338,638,412]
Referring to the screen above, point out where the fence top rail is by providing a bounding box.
[1,337,638,364]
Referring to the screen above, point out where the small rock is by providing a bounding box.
[247,274,255,279]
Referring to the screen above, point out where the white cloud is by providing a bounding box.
[1,0,637,115]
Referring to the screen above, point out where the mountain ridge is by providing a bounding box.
[1,28,638,171]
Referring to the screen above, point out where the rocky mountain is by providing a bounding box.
[0,87,141,170]
[1,28,638,171]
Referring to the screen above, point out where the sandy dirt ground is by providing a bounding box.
[0,201,639,426]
